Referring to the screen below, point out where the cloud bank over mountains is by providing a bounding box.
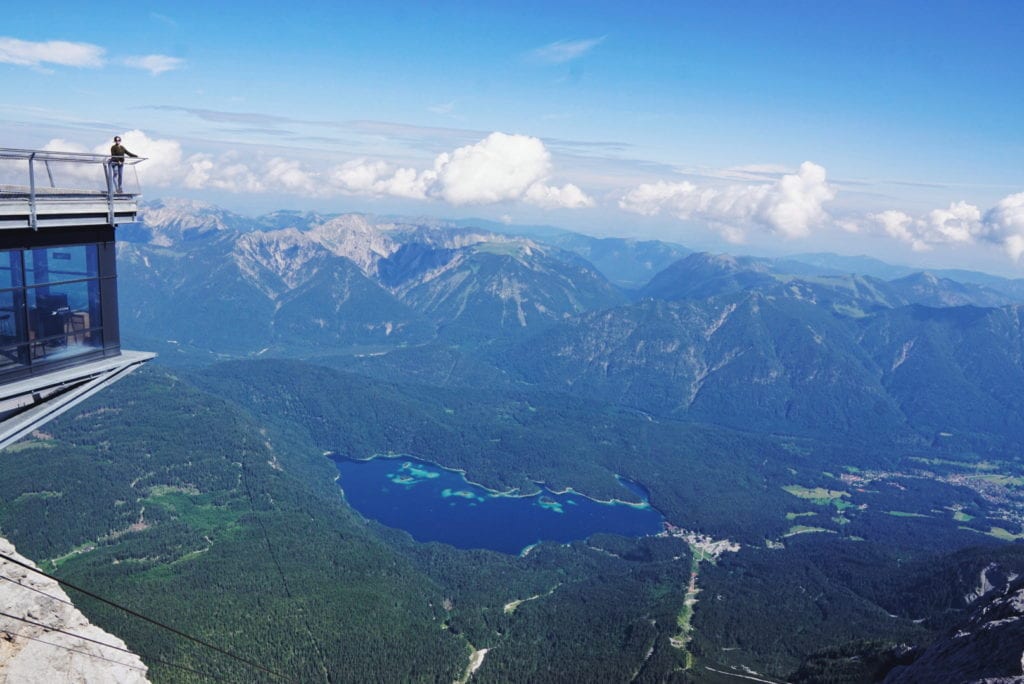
[331,133,594,208]
[617,162,1024,262]
[102,131,593,210]
[985,193,1024,260]
[863,195,1024,261]
[618,162,836,243]
[47,129,1024,263]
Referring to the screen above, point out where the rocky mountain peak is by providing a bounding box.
[307,215,401,274]
[140,198,237,230]
[233,228,330,292]
[135,199,245,246]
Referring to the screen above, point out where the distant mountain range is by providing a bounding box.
[504,253,1024,441]
[118,199,1024,449]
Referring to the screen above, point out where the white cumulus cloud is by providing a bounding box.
[927,200,982,243]
[86,141,318,196]
[0,37,105,68]
[122,54,185,75]
[92,130,185,187]
[42,139,91,154]
[433,132,551,204]
[329,158,392,194]
[619,161,836,241]
[0,37,182,75]
[328,132,593,209]
[183,154,284,194]
[868,210,929,252]
[36,132,183,190]
[209,162,266,193]
[982,192,1024,261]
[183,155,216,190]
[524,182,594,209]
[264,157,319,194]
[328,159,429,199]
[866,193,1024,261]
[43,130,590,209]
[764,162,835,237]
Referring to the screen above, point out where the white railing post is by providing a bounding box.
[104,160,116,225]
[27,153,37,230]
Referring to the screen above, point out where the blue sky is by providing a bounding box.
[2,1,1023,273]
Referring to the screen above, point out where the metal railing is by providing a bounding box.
[0,148,146,229]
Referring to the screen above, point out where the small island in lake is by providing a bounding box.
[333,455,665,554]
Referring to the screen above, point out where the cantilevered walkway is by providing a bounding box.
[0,147,153,448]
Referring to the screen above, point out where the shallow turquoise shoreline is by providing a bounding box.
[328,450,657,510]
[330,452,667,555]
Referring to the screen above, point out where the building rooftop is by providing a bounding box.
[0,148,146,230]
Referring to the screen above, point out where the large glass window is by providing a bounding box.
[26,245,99,285]
[0,250,22,290]
[0,288,27,371]
[0,243,106,375]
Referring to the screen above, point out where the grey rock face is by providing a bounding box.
[886,576,1024,684]
[0,537,149,684]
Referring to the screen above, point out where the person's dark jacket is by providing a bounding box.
[110,143,137,164]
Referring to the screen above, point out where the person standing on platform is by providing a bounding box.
[109,136,138,193]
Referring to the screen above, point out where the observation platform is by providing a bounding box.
[0,148,144,230]
[0,147,153,450]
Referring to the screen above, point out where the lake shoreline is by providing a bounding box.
[326,450,658,511]
[327,452,666,555]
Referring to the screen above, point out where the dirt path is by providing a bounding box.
[455,647,489,684]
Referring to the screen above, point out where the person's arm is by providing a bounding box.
[126,147,138,158]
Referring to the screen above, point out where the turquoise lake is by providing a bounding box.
[332,456,666,555]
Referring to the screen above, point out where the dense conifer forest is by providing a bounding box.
[3,361,1022,681]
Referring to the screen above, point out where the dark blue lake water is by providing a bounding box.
[332,456,665,555]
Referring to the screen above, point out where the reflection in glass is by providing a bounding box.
[28,282,102,361]
[0,289,27,370]
[26,245,98,285]
[0,250,23,290]
[0,244,106,375]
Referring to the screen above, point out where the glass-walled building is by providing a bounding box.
[0,230,120,378]
[0,148,151,448]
